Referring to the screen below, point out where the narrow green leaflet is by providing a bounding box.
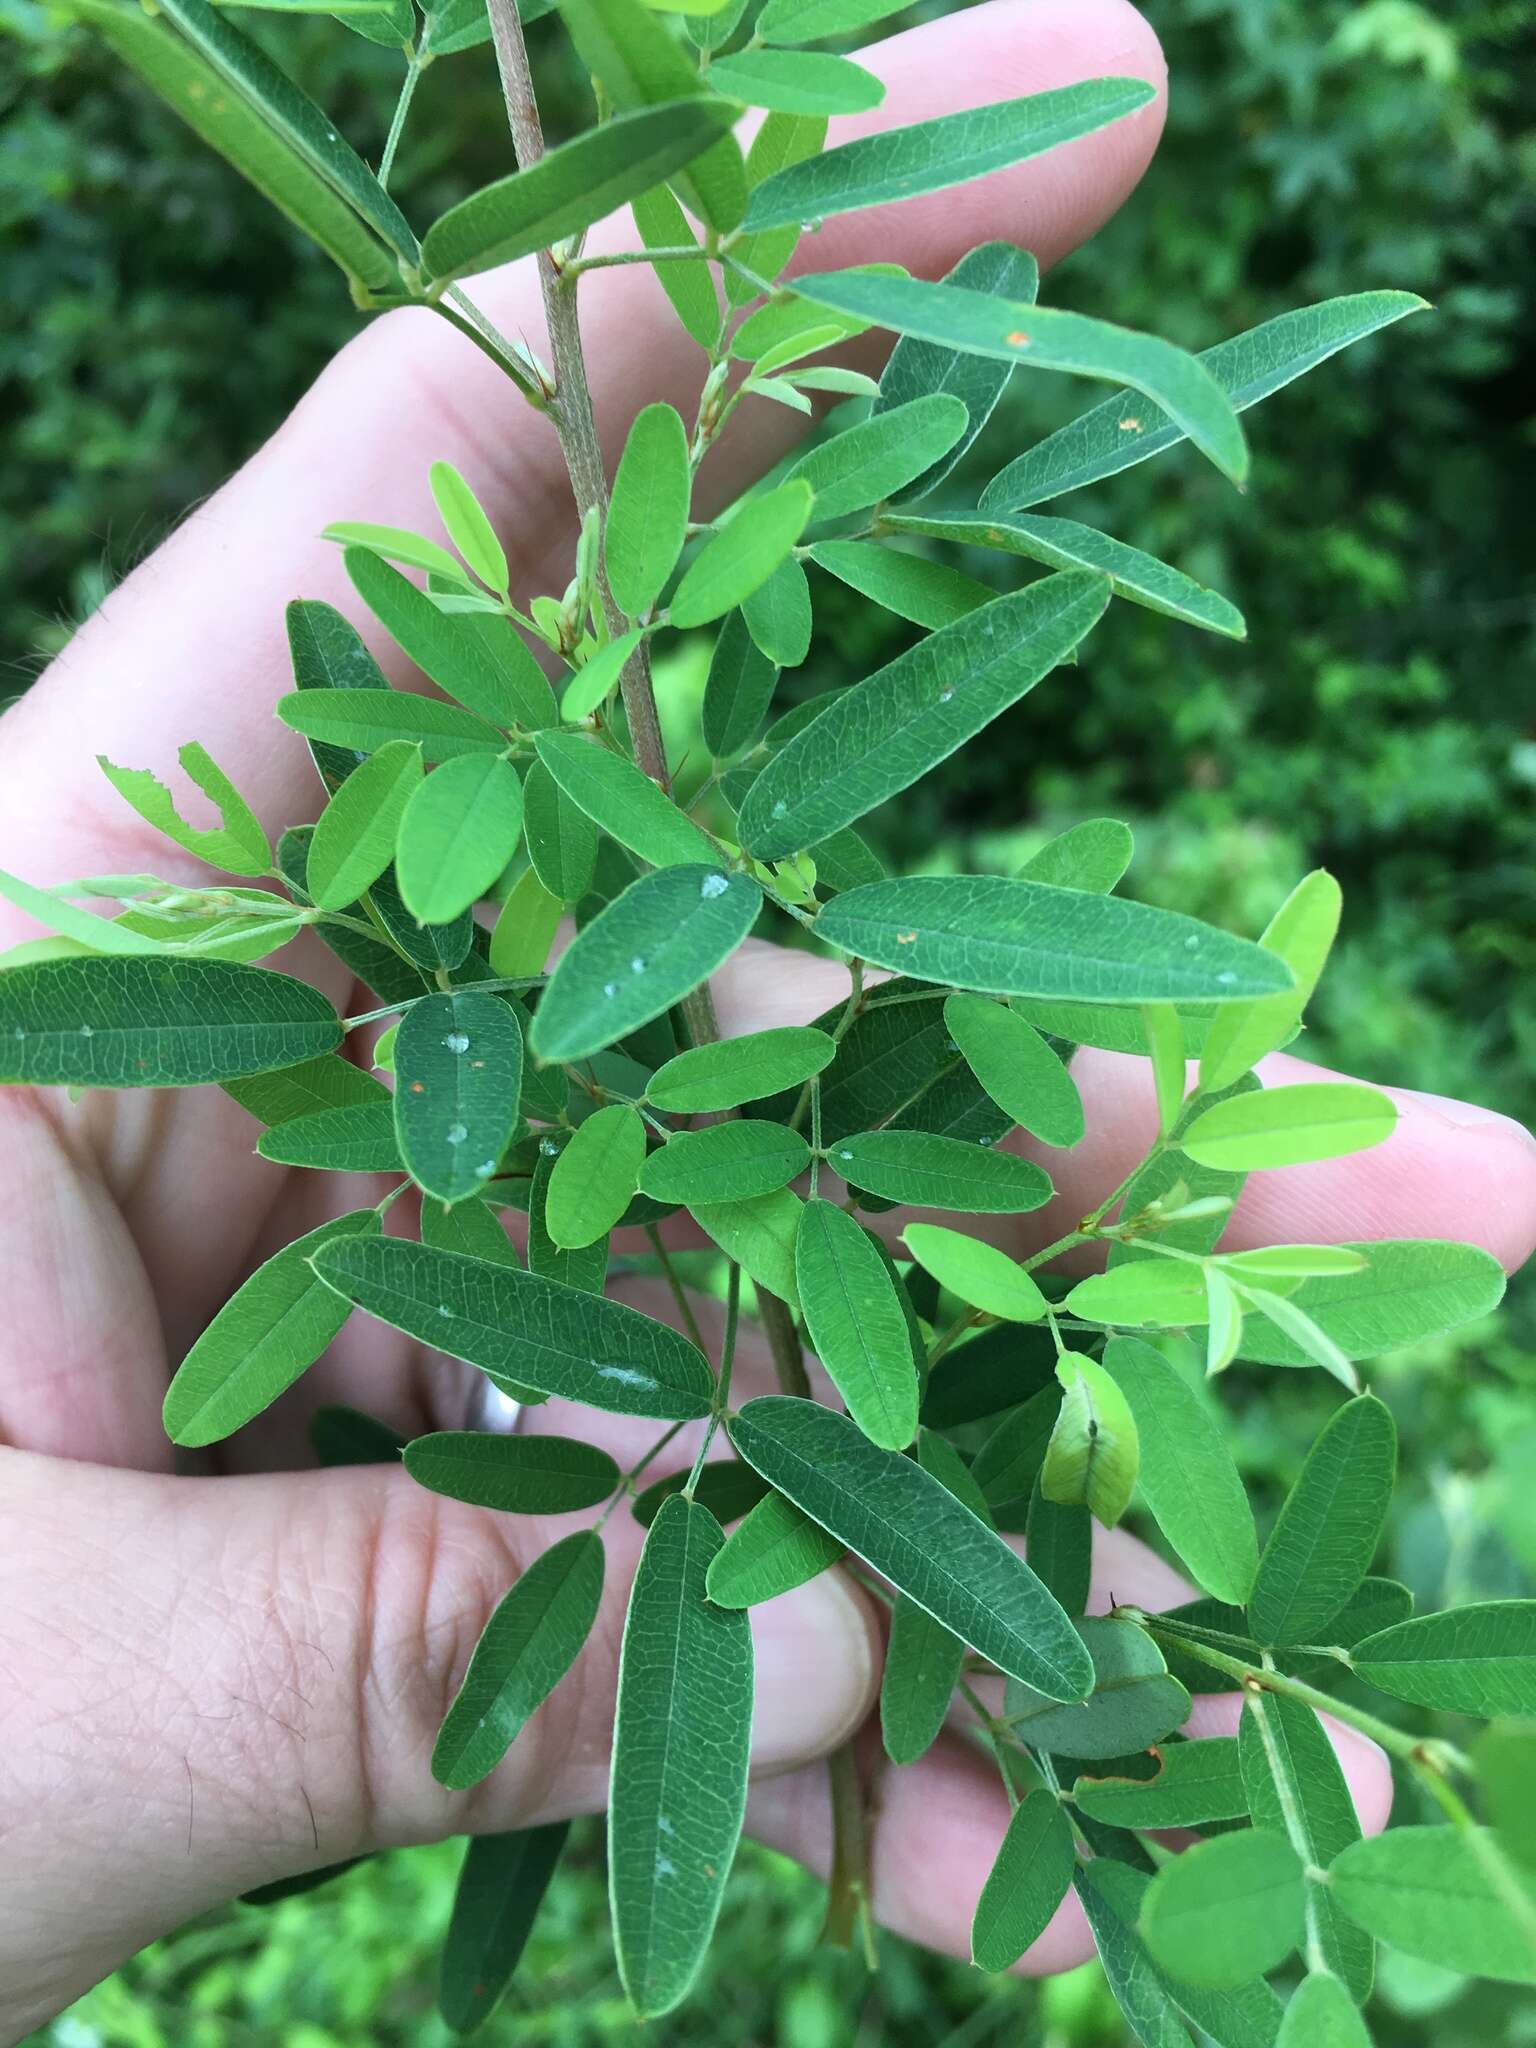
[887,512,1247,639]
[740,558,811,668]
[785,395,969,521]
[285,597,392,794]
[325,521,474,587]
[789,271,1249,485]
[394,991,522,1206]
[1200,870,1341,1094]
[691,1189,803,1310]
[1025,1478,1091,1614]
[728,109,825,310]
[809,541,991,630]
[669,483,814,628]
[163,1210,378,1446]
[433,1530,605,1788]
[1074,1861,1196,2048]
[523,758,599,902]
[1020,817,1134,893]
[829,1128,1052,1213]
[971,1791,1075,1972]
[422,1192,519,1268]
[943,992,1084,1147]
[345,547,555,731]
[277,687,507,763]
[971,1387,1061,1527]
[1102,1336,1258,1606]
[738,574,1107,861]
[1329,1827,1536,1984]
[311,1400,405,1466]
[491,869,562,978]
[405,1431,619,1512]
[1180,1082,1396,1171]
[876,241,1040,500]
[901,1223,1046,1320]
[1247,1395,1396,1646]
[1351,1602,1536,1717]
[1240,1690,1373,2003]
[632,182,720,350]
[1064,1261,1210,1329]
[0,955,341,1087]
[97,744,269,877]
[312,1237,715,1417]
[796,1199,919,1451]
[982,292,1429,511]
[755,0,906,41]
[439,1826,570,2038]
[879,1433,986,1763]
[816,875,1292,1003]
[532,865,761,1064]
[708,50,883,116]
[705,1488,844,1606]
[396,755,524,926]
[730,1396,1092,1698]
[743,79,1156,231]
[1276,1974,1372,2048]
[701,610,779,760]
[69,2,395,292]
[533,733,719,872]
[1236,1238,1505,1368]
[528,1138,609,1296]
[224,1050,386,1128]
[642,1121,810,1206]
[1141,1828,1305,1988]
[1005,1615,1190,1760]
[609,1496,754,2017]
[0,870,167,959]
[429,460,508,594]
[606,402,692,620]
[258,1101,401,1171]
[1073,1737,1248,1829]
[421,101,737,283]
[1043,1353,1139,1527]
[545,1102,647,1249]
[305,740,422,910]
[648,1026,833,1112]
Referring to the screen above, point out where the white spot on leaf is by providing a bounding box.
[699,872,730,900]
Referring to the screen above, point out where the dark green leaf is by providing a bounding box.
[257,1100,402,1171]
[394,990,523,1206]
[1352,1602,1536,1717]
[1247,1395,1395,1646]
[829,1128,1052,1213]
[524,757,599,902]
[796,1198,919,1450]
[1004,1616,1190,1760]
[701,610,779,760]
[370,864,475,973]
[1025,1477,1092,1614]
[704,1487,844,1606]
[277,686,507,762]
[630,1460,771,1529]
[641,1119,810,1205]
[740,557,811,669]
[310,1404,407,1466]
[972,1387,1061,1529]
[533,732,720,872]
[306,739,423,910]
[1075,1860,1195,2048]
[632,182,720,349]
[345,547,555,731]
[404,1431,619,1512]
[440,1826,569,2037]
[1074,1737,1247,1829]
[971,1791,1075,1971]
[1018,817,1133,892]
[225,1052,386,1129]
[809,540,991,629]
[786,395,969,520]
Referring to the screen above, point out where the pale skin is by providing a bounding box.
[2,0,1534,2036]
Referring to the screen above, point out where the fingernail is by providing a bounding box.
[1399,1088,1535,1140]
[748,1570,877,1769]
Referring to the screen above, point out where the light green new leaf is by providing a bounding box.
[545,1102,647,1249]
[1247,1394,1396,1646]
[396,755,524,926]
[1476,1724,1536,1874]
[1181,1082,1396,1171]
[1199,870,1342,1095]
[1352,1602,1536,1717]
[394,991,522,1206]
[816,874,1292,1004]
[744,79,1156,231]
[1065,1260,1212,1329]
[648,1026,834,1112]
[439,1826,569,2038]
[1004,1616,1190,1760]
[739,574,1108,860]
[429,460,508,594]
[1236,1238,1505,1368]
[809,541,991,630]
[163,1210,379,1446]
[943,992,1084,1148]
[1240,1689,1373,2002]
[257,1100,402,1172]
[0,955,341,1087]
[1276,1974,1373,2048]
[322,521,474,587]
[533,864,759,1063]
[785,395,969,520]
[829,1128,1052,1213]
[405,1431,618,1512]
[740,557,811,668]
[97,744,269,877]
[1141,1828,1305,1988]
[983,292,1429,511]
[1096,1859,1288,2048]
[708,49,883,115]
[1103,1336,1258,1605]
[529,1137,608,1295]
[0,869,170,959]
[901,1223,1045,1321]
[971,1792,1075,1972]
[491,868,562,980]
[632,183,720,350]
[559,630,646,724]
[731,1395,1092,1697]
[433,1530,605,1788]
[1073,1738,1248,1829]
[690,1188,803,1309]
[607,402,692,619]
[305,740,422,911]
[277,687,507,763]
[642,1120,810,1206]
[609,1496,753,2017]
[523,758,599,903]
[701,610,779,760]
[1223,1244,1368,1280]
[533,733,719,872]
[1043,1353,1139,1527]
[1019,817,1134,893]
[796,1199,919,1450]
[1329,1827,1536,1984]
[670,482,814,628]
[890,512,1247,639]
[312,1236,715,1417]
[421,101,737,283]
[705,1488,844,1606]
[790,270,1249,485]
[728,109,825,309]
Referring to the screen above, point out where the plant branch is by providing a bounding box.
[378,51,424,190]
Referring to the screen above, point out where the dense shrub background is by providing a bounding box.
[6,0,1534,2040]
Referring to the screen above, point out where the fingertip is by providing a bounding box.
[750,1567,882,1771]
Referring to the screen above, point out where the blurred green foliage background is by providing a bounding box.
[5,0,1535,2040]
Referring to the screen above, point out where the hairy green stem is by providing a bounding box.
[377,51,423,190]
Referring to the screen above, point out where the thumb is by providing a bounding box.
[0,1446,877,2037]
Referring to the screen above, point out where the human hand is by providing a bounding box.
[3,0,1535,2035]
